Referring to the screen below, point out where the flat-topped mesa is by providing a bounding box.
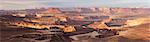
[87,18,127,30]
[87,22,108,29]
[8,21,76,32]
[23,17,58,25]
[47,8,61,14]
[23,15,68,24]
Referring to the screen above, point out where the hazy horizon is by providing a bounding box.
[0,0,150,10]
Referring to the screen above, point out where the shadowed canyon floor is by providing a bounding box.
[0,22,150,42]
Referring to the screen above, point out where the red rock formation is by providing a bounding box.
[47,8,61,14]
[98,8,111,14]
[99,8,150,15]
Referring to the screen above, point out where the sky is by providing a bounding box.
[0,0,150,10]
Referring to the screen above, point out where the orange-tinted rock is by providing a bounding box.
[47,8,61,14]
